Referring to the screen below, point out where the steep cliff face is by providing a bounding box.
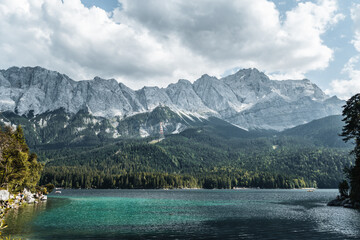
[193,74,241,118]
[0,66,344,131]
[165,79,212,114]
[218,69,339,130]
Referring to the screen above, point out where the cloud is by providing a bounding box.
[326,56,360,99]
[0,0,179,88]
[116,0,343,79]
[326,3,360,100]
[267,72,306,81]
[351,3,360,51]
[0,0,343,89]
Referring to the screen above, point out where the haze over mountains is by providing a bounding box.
[0,66,343,134]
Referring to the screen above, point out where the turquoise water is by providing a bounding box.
[3,189,360,239]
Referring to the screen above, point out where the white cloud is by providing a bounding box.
[326,3,360,100]
[0,0,180,88]
[267,72,306,80]
[326,56,360,99]
[0,0,343,89]
[116,0,343,80]
[351,3,360,51]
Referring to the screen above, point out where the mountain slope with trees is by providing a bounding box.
[37,116,353,189]
[0,108,352,190]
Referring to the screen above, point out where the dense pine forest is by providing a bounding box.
[36,122,353,189]
[0,110,354,190]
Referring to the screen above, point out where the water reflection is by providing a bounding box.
[3,198,70,239]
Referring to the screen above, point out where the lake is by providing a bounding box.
[3,189,360,239]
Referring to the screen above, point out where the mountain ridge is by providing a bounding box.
[0,66,344,131]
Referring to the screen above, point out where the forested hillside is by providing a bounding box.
[0,111,351,190]
[37,117,353,189]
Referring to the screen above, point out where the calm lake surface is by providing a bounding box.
[3,189,360,239]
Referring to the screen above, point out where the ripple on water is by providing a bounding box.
[3,189,360,239]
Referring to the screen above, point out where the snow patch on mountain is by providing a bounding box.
[0,66,344,131]
[139,126,150,138]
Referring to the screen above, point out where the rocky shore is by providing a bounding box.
[327,196,360,209]
[0,188,48,233]
[0,189,47,209]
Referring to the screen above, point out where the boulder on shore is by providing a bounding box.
[0,190,10,201]
[327,198,342,206]
[327,196,360,209]
[26,197,35,204]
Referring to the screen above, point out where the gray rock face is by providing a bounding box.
[166,79,212,113]
[193,74,241,118]
[136,86,174,110]
[0,66,344,130]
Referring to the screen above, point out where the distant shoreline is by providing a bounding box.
[48,187,331,191]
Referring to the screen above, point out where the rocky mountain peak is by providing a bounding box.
[91,77,119,89]
[0,66,345,131]
[199,73,217,81]
[175,79,192,86]
[2,66,74,89]
[232,68,270,82]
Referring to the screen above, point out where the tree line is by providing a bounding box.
[36,134,352,189]
[40,165,318,189]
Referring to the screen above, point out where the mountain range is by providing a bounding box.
[0,66,351,189]
[0,66,344,135]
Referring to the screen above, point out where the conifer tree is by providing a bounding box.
[0,125,43,192]
[341,93,360,201]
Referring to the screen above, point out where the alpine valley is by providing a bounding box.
[0,66,353,189]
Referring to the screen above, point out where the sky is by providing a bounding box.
[0,0,359,99]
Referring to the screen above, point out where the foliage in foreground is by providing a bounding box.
[340,93,360,201]
[0,125,43,192]
[0,125,42,239]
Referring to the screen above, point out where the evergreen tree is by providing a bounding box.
[0,125,43,192]
[341,93,360,201]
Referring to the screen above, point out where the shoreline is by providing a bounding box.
[48,187,331,191]
[0,189,47,209]
[0,188,48,236]
[327,196,360,209]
